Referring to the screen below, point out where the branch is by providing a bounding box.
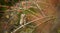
[11,16,54,33]
[32,1,46,16]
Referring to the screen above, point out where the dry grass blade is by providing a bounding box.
[32,0,46,16]
[35,17,56,28]
[11,15,54,33]
[28,10,43,18]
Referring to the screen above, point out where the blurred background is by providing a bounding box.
[0,0,60,33]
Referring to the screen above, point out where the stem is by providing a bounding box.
[11,16,54,33]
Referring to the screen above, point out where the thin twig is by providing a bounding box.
[32,0,46,16]
[11,16,54,33]
[34,17,56,28]
[27,10,43,18]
